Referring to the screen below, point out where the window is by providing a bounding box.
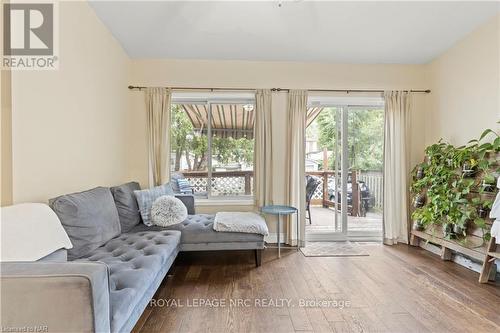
[170,96,255,200]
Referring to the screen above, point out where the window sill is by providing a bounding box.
[195,198,255,206]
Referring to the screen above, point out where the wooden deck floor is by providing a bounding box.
[133,244,500,333]
[306,206,383,233]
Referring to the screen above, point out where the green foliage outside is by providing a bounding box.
[314,107,384,171]
[171,105,254,171]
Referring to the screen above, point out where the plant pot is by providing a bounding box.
[443,223,454,238]
[416,167,424,180]
[461,163,476,178]
[413,220,425,231]
[452,224,466,238]
[414,195,425,208]
[478,207,490,218]
[482,180,496,192]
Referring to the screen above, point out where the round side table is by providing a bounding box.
[261,205,299,258]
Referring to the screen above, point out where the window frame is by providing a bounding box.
[171,94,256,202]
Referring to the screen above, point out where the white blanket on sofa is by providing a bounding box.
[1,203,73,262]
[213,212,269,236]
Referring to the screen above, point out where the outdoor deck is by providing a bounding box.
[306,206,383,233]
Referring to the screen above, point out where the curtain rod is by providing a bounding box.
[127,85,431,94]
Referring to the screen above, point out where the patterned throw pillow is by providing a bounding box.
[151,195,188,227]
[133,183,174,226]
[177,178,193,194]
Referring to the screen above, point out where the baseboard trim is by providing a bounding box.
[264,232,286,244]
[264,233,305,247]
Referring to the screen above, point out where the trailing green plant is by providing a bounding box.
[410,128,499,241]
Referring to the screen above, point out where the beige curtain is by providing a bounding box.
[145,87,172,186]
[285,90,307,246]
[383,91,412,245]
[254,89,273,207]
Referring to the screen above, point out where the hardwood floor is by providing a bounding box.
[133,244,500,333]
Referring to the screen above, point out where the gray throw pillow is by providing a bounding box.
[110,181,142,233]
[49,187,121,260]
[134,182,174,226]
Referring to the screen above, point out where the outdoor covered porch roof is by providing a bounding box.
[181,104,255,139]
[180,103,324,139]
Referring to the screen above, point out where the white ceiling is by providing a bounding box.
[89,1,499,64]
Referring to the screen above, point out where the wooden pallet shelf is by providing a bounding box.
[410,149,499,283]
[410,227,487,260]
[480,236,499,283]
[487,251,500,259]
[410,228,498,282]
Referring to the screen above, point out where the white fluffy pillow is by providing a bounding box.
[151,195,188,227]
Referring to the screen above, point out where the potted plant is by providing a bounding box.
[461,160,477,177]
[413,194,426,208]
[452,219,468,238]
[481,174,496,192]
[416,166,424,180]
[413,220,425,231]
[473,217,492,243]
[472,198,493,218]
[411,208,431,231]
[443,222,454,238]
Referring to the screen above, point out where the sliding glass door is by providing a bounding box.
[305,97,384,241]
[346,106,384,239]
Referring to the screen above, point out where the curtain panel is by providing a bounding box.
[254,89,274,207]
[383,91,412,245]
[145,87,172,186]
[285,90,307,246]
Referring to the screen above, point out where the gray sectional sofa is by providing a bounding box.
[1,182,264,333]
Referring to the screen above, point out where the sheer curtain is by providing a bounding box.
[145,87,172,186]
[285,90,307,246]
[383,91,412,245]
[254,89,274,207]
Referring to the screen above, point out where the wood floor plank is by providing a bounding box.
[134,245,499,333]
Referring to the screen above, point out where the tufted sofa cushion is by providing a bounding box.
[129,214,263,244]
[76,230,181,332]
[49,187,121,260]
[110,181,142,233]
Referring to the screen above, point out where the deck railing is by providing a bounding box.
[357,171,384,210]
[181,170,253,196]
[306,170,384,214]
[177,169,383,211]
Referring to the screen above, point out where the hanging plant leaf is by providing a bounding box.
[479,128,499,141]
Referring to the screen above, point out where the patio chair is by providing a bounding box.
[305,175,321,224]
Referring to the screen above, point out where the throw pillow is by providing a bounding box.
[110,181,142,233]
[49,187,121,260]
[177,178,192,194]
[151,195,188,227]
[134,182,174,226]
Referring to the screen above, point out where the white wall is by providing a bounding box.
[425,14,500,146]
[10,1,132,203]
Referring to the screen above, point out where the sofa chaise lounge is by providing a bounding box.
[1,182,265,333]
